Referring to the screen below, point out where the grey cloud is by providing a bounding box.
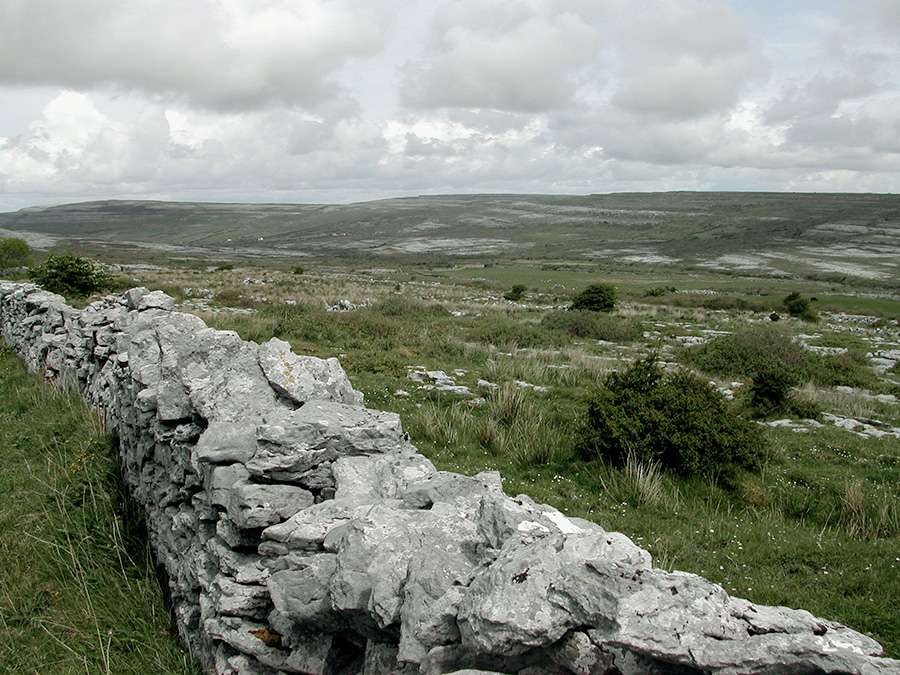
[854,0,900,32]
[611,0,769,118]
[400,0,600,112]
[0,0,391,110]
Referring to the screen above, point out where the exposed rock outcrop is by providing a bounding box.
[1,280,896,675]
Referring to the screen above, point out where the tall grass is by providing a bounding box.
[0,348,198,675]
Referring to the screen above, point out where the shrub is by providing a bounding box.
[28,254,114,297]
[579,356,766,478]
[466,316,552,348]
[683,325,807,382]
[293,265,304,275]
[376,296,449,318]
[541,309,642,343]
[783,291,817,321]
[683,325,878,393]
[503,284,527,302]
[570,283,617,312]
[0,237,32,268]
[747,366,802,416]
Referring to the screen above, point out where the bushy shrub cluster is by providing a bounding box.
[579,356,766,478]
[503,284,527,301]
[682,325,878,413]
[783,291,817,321]
[465,316,552,348]
[684,325,807,381]
[541,309,642,343]
[375,296,449,318]
[570,283,617,312]
[28,254,114,297]
[0,237,32,268]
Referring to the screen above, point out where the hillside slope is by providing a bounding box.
[2,192,899,283]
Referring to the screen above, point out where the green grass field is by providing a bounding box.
[3,230,900,668]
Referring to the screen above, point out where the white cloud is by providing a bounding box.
[1,1,900,211]
[611,0,769,118]
[0,0,391,109]
[400,0,600,111]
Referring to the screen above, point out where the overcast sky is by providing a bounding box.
[0,0,898,211]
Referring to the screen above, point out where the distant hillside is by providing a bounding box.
[2,192,899,284]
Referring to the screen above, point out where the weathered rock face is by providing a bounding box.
[1,280,897,675]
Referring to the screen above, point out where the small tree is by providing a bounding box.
[503,284,527,301]
[570,283,617,312]
[0,237,32,268]
[783,292,817,321]
[580,356,766,478]
[28,254,114,297]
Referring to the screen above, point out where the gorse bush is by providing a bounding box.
[784,291,817,321]
[683,325,807,381]
[375,296,449,318]
[465,315,552,348]
[579,356,767,478]
[541,309,643,343]
[0,237,32,268]
[682,325,879,393]
[28,254,115,297]
[570,283,617,312]
[503,284,527,301]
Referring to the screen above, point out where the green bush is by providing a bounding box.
[683,325,878,392]
[541,309,643,343]
[683,325,808,381]
[293,265,305,275]
[503,284,527,302]
[784,291,817,321]
[375,296,449,318]
[466,316,552,348]
[27,254,114,297]
[0,237,32,268]
[747,366,802,416]
[579,356,766,478]
[570,283,617,312]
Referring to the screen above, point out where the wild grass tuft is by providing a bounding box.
[0,348,198,675]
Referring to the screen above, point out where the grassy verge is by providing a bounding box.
[0,347,198,675]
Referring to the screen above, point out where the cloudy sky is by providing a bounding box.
[0,0,898,211]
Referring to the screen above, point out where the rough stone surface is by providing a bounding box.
[1,280,897,675]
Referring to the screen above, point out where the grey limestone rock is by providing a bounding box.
[3,282,898,675]
[258,337,364,407]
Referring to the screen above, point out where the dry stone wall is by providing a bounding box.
[1,280,897,675]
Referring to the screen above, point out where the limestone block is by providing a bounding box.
[224,481,314,530]
[401,470,502,509]
[258,337,364,407]
[205,615,333,674]
[251,402,410,476]
[194,421,259,466]
[332,453,435,503]
[210,575,271,620]
[268,554,340,629]
[261,500,368,552]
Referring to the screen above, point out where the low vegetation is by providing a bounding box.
[28,253,116,298]
[579,356,767,477]
[0,349,198,674]
[3,248,900,660]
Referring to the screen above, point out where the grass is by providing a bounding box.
[0,348,199,675]
[6,251,900,662]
